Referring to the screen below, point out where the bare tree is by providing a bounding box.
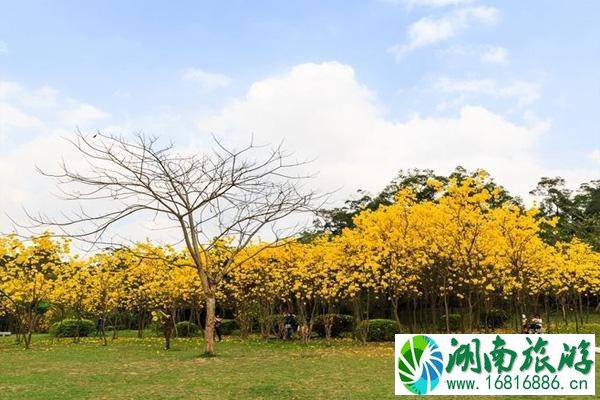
[26,131,318,355]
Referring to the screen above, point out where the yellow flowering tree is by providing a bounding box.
[0,233,69,348]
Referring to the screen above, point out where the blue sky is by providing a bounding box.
[1,0,599,236]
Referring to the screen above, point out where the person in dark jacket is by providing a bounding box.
[95,317,105,336]
[215,314,223,342]
[283,311,297,340]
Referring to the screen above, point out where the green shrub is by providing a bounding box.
[220,319,238,335]
[355,319,400,342]
[50,319,95,337]
[313,314,354,338]
[555,322,600,341]
[175,321,200,337]
[439,314,463,331]
[480,309,509,329]
[36,300,52,315]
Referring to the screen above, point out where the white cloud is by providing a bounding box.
[0,63,595,243]
[434,77,541,106]
[481,46,508,64]
[589,149,600,164]
[198,62,594,202]
[389,6,500,58]
[0,80,109,153]
[0,81,58,108]
[0,103,42,129]
[0,41,7,54]
[59,102,109,124]
[0,81,200,245]
[181,68,232,90]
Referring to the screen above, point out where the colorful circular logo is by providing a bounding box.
[397,335,444,395]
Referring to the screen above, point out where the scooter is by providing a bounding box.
[527,323,543,334]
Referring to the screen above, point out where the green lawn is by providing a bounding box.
[0,332,598,400]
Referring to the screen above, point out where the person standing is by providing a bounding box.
[95,316,105,337]
[215,314,223,342]
[151,310,174,350]
[283,311,296,340]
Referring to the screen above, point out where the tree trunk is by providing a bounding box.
[101,317,108,346]
[573,295,580,334]
[411,298,417,333]
[112,314,119,340]
[443,293,450,333]
[163,312,174,350]
[352,297,367,345]
[483,299,490,333]
[544,295,550,334]
[578,294,584,327]
[23,309,34,349]
[203,295,216,356]
[236,304,252,339]
[324,313,334,342]
[391,298,402,332]
[430,294,437,332]
[585,295,590,324]
[137,310,146,338]
[75,312,82,343]
[467,292,473,332]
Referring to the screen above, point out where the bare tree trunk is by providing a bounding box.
[204,295,216,356]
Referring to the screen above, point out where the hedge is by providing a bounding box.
[175,321,200,337]
[50,319,95,337]
[355,319,400,342]
[312,314,353,338]
[439,314,463,331]
[220,319,239,335]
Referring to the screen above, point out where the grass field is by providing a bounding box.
[0,332,598,400]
